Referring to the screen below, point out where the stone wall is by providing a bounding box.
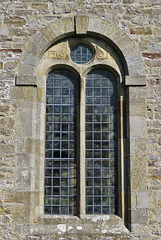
[0,0,161,239]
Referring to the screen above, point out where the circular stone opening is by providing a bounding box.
[70,43,93,64]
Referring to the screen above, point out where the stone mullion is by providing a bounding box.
[79,76,86,216]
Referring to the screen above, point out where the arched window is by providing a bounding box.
[44,40,123,216]
[85,70,117,215]
[45,70,77,215]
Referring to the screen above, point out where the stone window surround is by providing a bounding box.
[41,35,126,217]
[15,16,147,235]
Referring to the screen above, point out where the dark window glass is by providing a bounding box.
[70,44,93,64]
[45,70,77,215]
[85,70,117,215]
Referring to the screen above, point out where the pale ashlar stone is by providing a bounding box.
[0,26,9,37]
[130,116,146,138]
[75,15,89,35]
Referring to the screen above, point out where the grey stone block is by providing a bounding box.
[125,75,146,86]
[16,75,37,86]
[130,116,146,138]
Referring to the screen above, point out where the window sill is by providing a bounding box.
[31,214,130,237]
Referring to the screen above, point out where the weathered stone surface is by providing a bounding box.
[134,138,147,155]
[4,191,24,204]
[62,17,75,34]
[16,168,31,190]
[17,153,34,168]
[16,107,35,137]
[75,15,89,35]
[10,86,25,99]
[21,52,39,66]
[129,116,146,138]
[125,75,146,86]
[136,191,149,208]
[130,27,152,35]
[0,62,3,69]
[31,3,48,11]
[4,17,26,26]
[0,26,9,37]
[16,75,37,86]
[129,99,146,117]
[0,144,15,154]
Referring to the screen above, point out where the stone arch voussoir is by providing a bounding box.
[16,16,146,86]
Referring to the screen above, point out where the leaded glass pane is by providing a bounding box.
[85,70,117,215]
[70,44,93,64]
[45,70,77,215]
